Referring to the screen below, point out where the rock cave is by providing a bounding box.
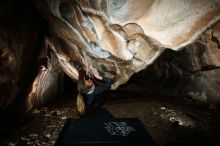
[0,0,220,145]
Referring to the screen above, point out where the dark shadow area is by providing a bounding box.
[0,0,48,127]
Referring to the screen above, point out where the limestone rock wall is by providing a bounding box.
[33,0,220,89]
[131,22,220,105]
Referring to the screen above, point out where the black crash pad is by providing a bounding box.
[55,108,157,146]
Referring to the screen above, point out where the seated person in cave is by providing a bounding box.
[76,68,114,116]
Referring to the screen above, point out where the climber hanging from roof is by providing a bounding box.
[76,66,115,116]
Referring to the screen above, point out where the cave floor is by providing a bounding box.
[1,90,220,146]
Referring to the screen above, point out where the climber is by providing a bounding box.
[76,68,114,116]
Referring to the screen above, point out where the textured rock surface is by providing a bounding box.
[0,0,220,112]
[130,22,220,105]
[179,25,220,105]
[33,0,220,90]
[183,70,220,105]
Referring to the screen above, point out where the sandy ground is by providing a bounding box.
[0,89,220,146]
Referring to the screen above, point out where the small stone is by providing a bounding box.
[161,107,166,110]
[179,121,184,126]
[42,142,46,145]
[51,141,55,144]
[169,117,175,122]
[61,116,67,120]
[29,133,38,137]
[189,91,207,102]
[45,114,50,117]
[57,111,62,115]
[46,133,51,138]
[21,137,30,141]
[32,109,41,114]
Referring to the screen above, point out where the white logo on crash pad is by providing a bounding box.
[104,122,136,136]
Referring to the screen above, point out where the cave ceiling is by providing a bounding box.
[0,0,220,111]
